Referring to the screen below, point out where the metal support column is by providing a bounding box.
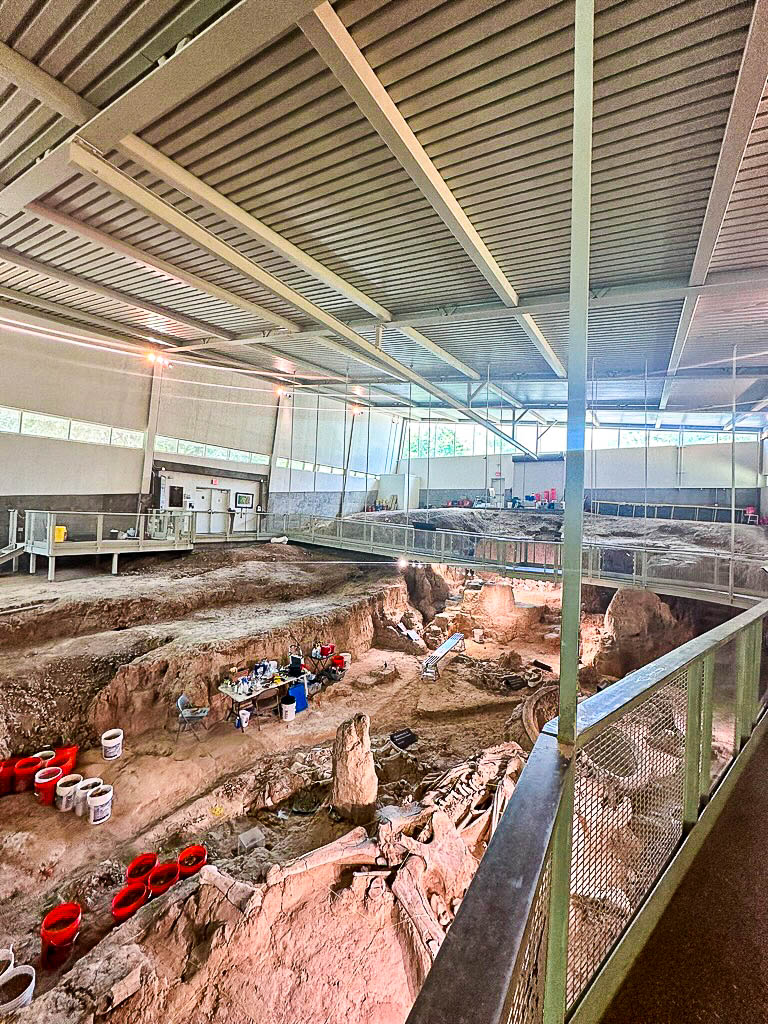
[544,1,594,1021]
[699,653,715,798]
[682,660,704,830]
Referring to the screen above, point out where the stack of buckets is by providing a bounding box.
[40,903,82,970]
[0,727,123,826]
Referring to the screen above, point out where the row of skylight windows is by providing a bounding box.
[0,405,144,448]
[154,434,270,465]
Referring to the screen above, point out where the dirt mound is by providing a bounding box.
[591,588,695,677]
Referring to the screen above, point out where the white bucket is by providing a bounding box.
[87,784,114,825]
[0,947,14,982]
[33,749,56,766]
[101,728,123,761]
[74,777,103,818]
[55,773,83,812]
[0,965,35,1013]
[280,697,296,722]
[339,652,351,669]
[239,709,251,730]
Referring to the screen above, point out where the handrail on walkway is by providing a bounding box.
[406,596,768,1024]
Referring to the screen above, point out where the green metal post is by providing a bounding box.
[746,620,762,734]
[682,661,703,830]
[544,0,594,1021]
[699,653,715,799]
[754,620,764,720]
[543,759,576,1024]
[734,629,750,749]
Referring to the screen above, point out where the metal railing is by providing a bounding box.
[407,598,768,1024]
[256,513,768,605]
[24,510,194,552]
[590,499,751,523]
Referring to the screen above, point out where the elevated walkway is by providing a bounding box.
[258,513,768,608]
[601,730,768,1024]
[20,509,193,581]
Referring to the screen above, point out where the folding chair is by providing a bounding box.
[176,694,210,740]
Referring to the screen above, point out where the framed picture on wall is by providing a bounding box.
[235,492,254,508]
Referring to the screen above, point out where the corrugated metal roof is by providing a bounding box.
[0,0,763,419]
[680,286,768,370]
[0,0,238,185]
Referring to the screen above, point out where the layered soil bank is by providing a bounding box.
[0,545,411,756]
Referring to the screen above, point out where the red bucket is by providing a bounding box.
[54,745,79,775]
[0,758,20,796]
[13,757,42,793]
[41,902,82,948]
[126,852,158,885]
[34,766,63,806]
[46,754,71,774]
[178,845,207,877]
[41,930,80,970]
[111,883,148,922]
[147,862,179,897]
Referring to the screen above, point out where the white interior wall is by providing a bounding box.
[155,364,278,453]
[400,441,761,499]
[0,328,151,428]
[270,396,397,494]
[0,433,144,496]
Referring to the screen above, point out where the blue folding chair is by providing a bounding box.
[176,694,210,740]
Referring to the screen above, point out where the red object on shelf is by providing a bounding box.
[111,883,148,922]
[147,862,180,896]
[177,845,207,877]
[0,758,20,796]
[13,757,42,793]
[34,766,63,806]
[126,852,158,884]
[54,745,78,775]
[320,644,335,657]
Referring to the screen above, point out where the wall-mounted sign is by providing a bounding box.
[235,492,254,508]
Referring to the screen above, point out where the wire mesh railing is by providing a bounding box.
[407,597,768,1024]
[258,513,768,602]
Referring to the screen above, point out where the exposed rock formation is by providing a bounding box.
[331,714,378,824]
[14,744,526,1024]
[403,564,457,621]
[0,549,411,753]
[592,588,694,677]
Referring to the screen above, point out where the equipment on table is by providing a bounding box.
[421,632,466,679]
[176,694,210,740]
[307,639,349,686]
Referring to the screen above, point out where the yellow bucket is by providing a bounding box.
[54,525,68,543]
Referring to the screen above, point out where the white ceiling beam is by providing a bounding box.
[0,0,325,219]
[0,283,176,344]
[65,138,526,446]
[0,296,171,353]
[299,1,565,379]
[0,41,96,123]
[0,38,482,384]
[28,201,296,332]
[117,134,389,321]
[0,244,228,340]
[658,0,768,413]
